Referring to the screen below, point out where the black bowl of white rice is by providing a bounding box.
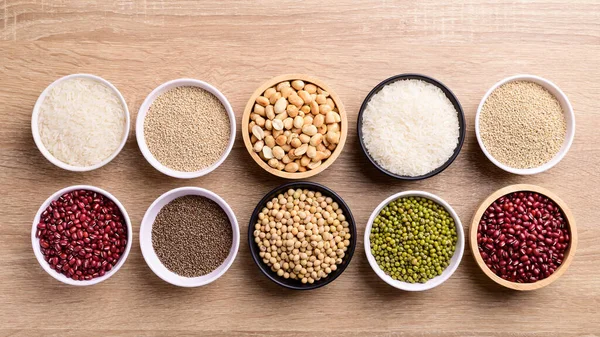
[357,74,466,180]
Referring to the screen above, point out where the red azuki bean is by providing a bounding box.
[36,189,127,281]
[477,191,569,284]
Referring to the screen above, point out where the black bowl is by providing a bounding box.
[248,181,357,290]
[357,73,466,180]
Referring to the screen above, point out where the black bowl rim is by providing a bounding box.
[248,181,357,290]
[356,73,467,180]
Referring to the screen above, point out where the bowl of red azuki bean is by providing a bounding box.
[469,184,577,291]
[31,185,132,286]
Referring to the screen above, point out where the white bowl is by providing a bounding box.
[31,74,130,172]
[475,74,575,175]
[31,185,133,286]
[364,191,465,291]
[136,79,236,179]
[139,187,240,287]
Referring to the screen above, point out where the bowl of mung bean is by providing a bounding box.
[248,181,356,290]
[136,78,236,179]
[139,187,240,287]
[364,191,465,291]
[242,74,348,179]
[475,74,575,175]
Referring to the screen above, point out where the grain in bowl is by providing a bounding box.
[143,85,231,173]
[33,75,129,170]
[478,80,567,170]
[359,76,463,179]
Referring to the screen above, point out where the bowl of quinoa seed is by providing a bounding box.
[475,75,575,175]
[136,79,236,179]
[139,187,240,287]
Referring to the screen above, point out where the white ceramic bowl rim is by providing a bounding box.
[135,79,236,179]
[364,191,465,291]
[31,73,131,172]
[475,74,575,175]
[31,185,133,286]
[139,187,240,287]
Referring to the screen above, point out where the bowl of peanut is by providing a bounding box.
[242,74,348,179]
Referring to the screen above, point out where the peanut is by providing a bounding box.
[293,116,304,129]
[253,140,264,152]
[284,162,299,173]
[307,161,322,170]
[302,124,318,136]
[276,134,287,146]
[283,117,293,130]
[295,143,308,156]
[298,90,312,104]
[264,119,272,130]
[291,80,304,90]
[310,133,323,147]
[265,135,275,148]
[326,98,335,108]
[326,131,340,144]
[252,125,264,140]
[290,138,302,148]
[254,104,265,116]
[313,114,324,127]
[281,86,294,99]
[299,134,310,144]
[320,104,332,115]
[300,155,311,167]
[269,91,282,105]
[274,97,287,114]
[304,83,317,94]
[262,146,273,159]
[264,87,276,99]
[272,119,283,131]
[268,158,279,168]
[315,94,327,105]
[255,116,266,127]
[303,115,313,126]
[310,100,319,115]
[306,145,317,159]
[301,105,311,114]
[256,96,269,107]
[266,105,275,120]
[276,81,290,91]
[272,146,285,160]
[287,104,299,117]
[282,154,291,164]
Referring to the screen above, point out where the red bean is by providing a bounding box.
[36,190,127,281]
[477,191,569,284]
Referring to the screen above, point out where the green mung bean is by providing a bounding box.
[369,196,457,283]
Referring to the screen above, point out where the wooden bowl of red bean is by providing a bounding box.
[469,184,577,291]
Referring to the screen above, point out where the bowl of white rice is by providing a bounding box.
[31,74,130,172]
[358,74,465,180]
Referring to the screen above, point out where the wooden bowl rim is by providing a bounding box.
[241,74,348,179]
[469,184,577,291]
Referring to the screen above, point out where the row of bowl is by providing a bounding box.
[31,73,575,180]
[32,181,576,291]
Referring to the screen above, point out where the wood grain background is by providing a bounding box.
[1,1,599,336]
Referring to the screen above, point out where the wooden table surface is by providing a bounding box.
[1,1,599,336]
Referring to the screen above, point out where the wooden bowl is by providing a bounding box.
[242,74,348,179]
[469,184,577,291]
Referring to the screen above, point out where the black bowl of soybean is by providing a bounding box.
[357,73,466,180]
[248,181,356,290]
